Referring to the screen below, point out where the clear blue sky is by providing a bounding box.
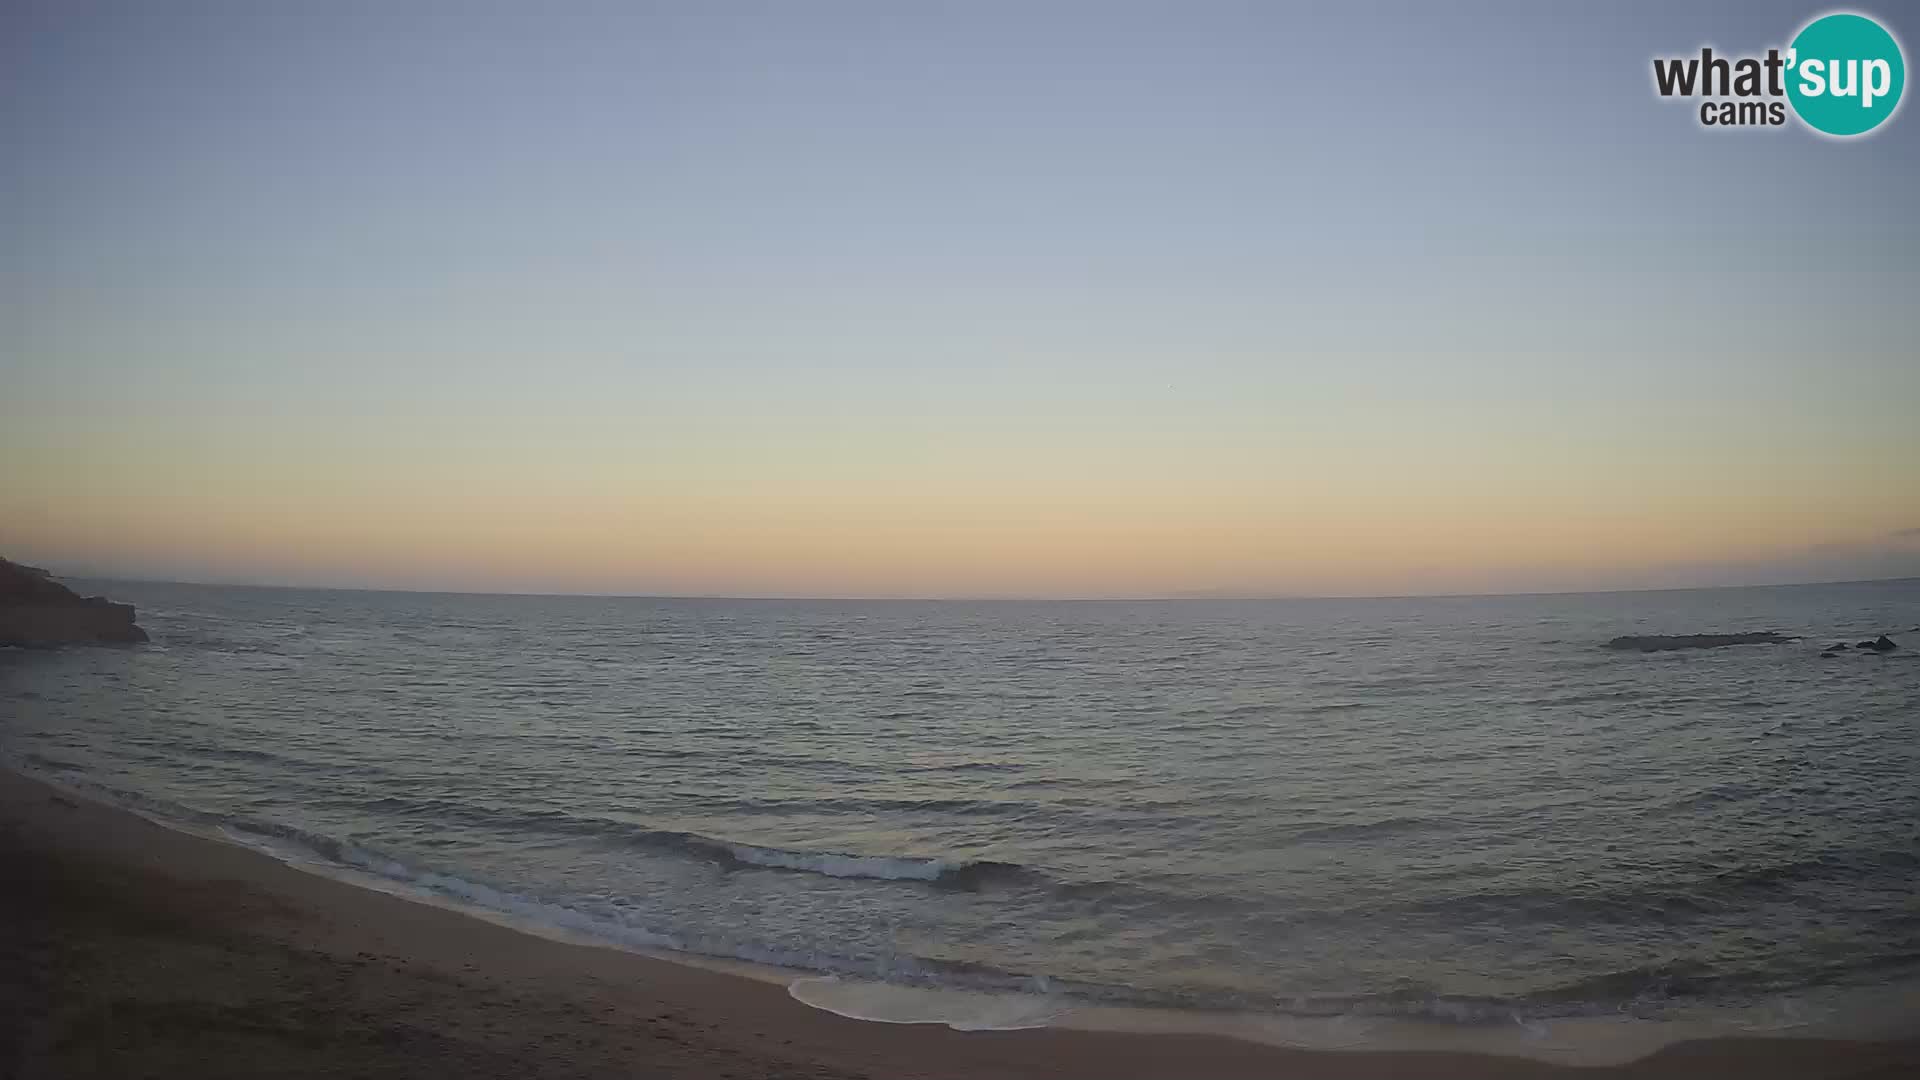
[3,2,1916,596]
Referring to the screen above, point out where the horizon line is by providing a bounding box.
[51,571,1920,605]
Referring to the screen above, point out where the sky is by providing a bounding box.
[3,1,1917,598]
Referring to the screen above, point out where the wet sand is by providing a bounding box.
[4,766,1915,1079]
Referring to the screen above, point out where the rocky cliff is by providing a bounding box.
[0,558,147,646]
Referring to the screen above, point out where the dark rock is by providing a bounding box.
[1856,640,1879,650]
[0,557,147,647]
[1827,643,1850,650]
[1820,651,1838,658]
[1865,635,1899,653]
[1605,632,1796,652]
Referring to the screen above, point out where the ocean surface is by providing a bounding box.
[5,579,1919,1054]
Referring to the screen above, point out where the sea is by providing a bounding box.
[5,578,1918,1061]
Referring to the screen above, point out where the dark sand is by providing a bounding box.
[4,767,1916,1079]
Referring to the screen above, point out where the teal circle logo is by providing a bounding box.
[1786,12,1906,136]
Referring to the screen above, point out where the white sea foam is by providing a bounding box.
[788,976,1066,1031]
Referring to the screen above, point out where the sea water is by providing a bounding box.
[4,579,1917,1060]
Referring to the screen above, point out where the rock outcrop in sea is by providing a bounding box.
[1604,632,1795,652]
[0,557,147,646]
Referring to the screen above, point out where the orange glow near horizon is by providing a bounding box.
[6,406,1917,597]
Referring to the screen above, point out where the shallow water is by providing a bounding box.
[4,579,1917,1046]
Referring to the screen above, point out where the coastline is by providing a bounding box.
[5,766,1917,1078]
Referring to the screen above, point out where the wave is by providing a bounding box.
[44,763,1916,935]
[14,759,1920,1033]
[1514,688,1646,708]
[900,760,1028,774]
[1368,845,1920,929]
[97,779,1045,893]
[1286,814,1461,843]
[357,788,1024,821]
[256,808,1893,1021]
[307,788,1920,927]
[619,829,1041,889]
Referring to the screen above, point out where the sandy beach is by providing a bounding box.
[2,767,1913,1079]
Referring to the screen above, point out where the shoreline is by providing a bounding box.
[24,761,1920,1063]
[6,766,1918,1078]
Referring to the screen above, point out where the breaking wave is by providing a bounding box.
[650,832,1038,887]
[11,761,1920,1045]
